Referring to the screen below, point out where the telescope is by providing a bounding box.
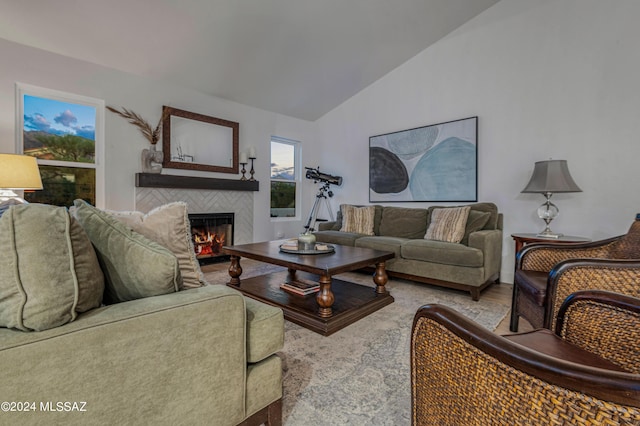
[303,166,343,233]
[305,167,343,186]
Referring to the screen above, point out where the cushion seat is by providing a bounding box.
[244,298,284,363]
[354,236,408,260]
[401,239,483,267]
[314,230,365,246]
[514,269,548,306]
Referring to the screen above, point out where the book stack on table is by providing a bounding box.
[280,239,299,250]
[280,278,320,296]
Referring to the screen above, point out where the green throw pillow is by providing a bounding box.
[73,200,182,304]
[107,202,205,290]
[460,210,491,245]
[379,207,429,239]
[0,204,104,331]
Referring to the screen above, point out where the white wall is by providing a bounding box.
[0,38,316,243]
[316,0,640,283]
[3,0,639,282]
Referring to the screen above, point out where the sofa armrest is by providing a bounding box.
[468,229,502,281]
[0,285,249,425]
[317,221,337,231]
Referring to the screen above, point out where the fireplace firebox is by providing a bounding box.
[189,213,234,265]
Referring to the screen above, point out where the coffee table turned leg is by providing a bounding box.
[316,273,335,318]
[228,255,243,286]
[373,261,389,294]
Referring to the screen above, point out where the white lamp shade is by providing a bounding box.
[0,154,43,189]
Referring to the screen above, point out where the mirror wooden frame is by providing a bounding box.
[162,106,239,174]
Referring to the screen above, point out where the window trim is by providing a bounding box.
[270,136,301,222]
[15,83,105,208]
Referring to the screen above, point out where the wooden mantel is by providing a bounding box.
[135,173,259,191]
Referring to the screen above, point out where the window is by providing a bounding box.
[17,84,105,207]
[270,137,300,219]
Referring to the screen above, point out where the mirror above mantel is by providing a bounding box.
[162,106,239,174]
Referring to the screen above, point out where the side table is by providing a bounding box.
[511,233,591,260]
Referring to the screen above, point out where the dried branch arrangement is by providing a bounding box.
[106,106,168,145]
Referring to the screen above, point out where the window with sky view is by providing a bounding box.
[20,86,101,207]
[270,138,299,218]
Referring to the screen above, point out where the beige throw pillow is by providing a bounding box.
[424,206,471,243]
[108,202,205,290]
[340,205,375,235]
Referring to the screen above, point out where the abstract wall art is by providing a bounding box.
[369,116,477,202]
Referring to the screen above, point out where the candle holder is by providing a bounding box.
[249,157,256,181]
[240,162,248,181]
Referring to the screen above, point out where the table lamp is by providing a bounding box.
[521,159,581,238]
[0,153,43,204]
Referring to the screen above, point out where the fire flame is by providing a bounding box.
[192,230,226,258]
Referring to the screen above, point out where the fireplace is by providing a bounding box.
[189,213,234,265]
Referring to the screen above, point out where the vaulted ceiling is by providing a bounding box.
[0,0,499,120]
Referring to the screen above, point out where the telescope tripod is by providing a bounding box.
[303,182,335,234]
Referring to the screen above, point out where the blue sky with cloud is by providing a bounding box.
[270,141,295,180]
[23,95,96,141]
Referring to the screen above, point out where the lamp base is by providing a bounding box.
[0,197,25,217]
[0,189,27,204]
[536,228,563,239]
[535,194,563,238]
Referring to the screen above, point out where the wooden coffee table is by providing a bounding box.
[222,240,395,336]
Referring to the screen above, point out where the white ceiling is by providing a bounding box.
[0,0,499,121]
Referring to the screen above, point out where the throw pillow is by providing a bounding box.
[330,209,343,231]
[339,205,375,235]
[332,204,384,234]
[424,206,471,243]
[73,199,182,304]
[378,207,429,239]
[107,202,205,290]
[460,210,491,245]
[0,204,104,331]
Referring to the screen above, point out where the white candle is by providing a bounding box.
[239,151,248,163]
[248,146,257,158]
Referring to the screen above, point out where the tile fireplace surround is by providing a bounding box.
[135,174,255,245]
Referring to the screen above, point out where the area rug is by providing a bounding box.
[202,261,509,426]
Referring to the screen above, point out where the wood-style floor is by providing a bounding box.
[479,280,534,335]
[202,259,534,335]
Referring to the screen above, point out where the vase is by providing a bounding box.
[141,144,163,174]
[297,232,316,251]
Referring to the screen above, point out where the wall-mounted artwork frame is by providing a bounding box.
[369,116,477,202]
[162,106,239,174]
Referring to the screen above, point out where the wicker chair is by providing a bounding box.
[510,219,640,332]
[411,290,640,425]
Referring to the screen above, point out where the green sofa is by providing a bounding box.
[0,202,284,425]
[314,203,503,300]
[0,286,284,425]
